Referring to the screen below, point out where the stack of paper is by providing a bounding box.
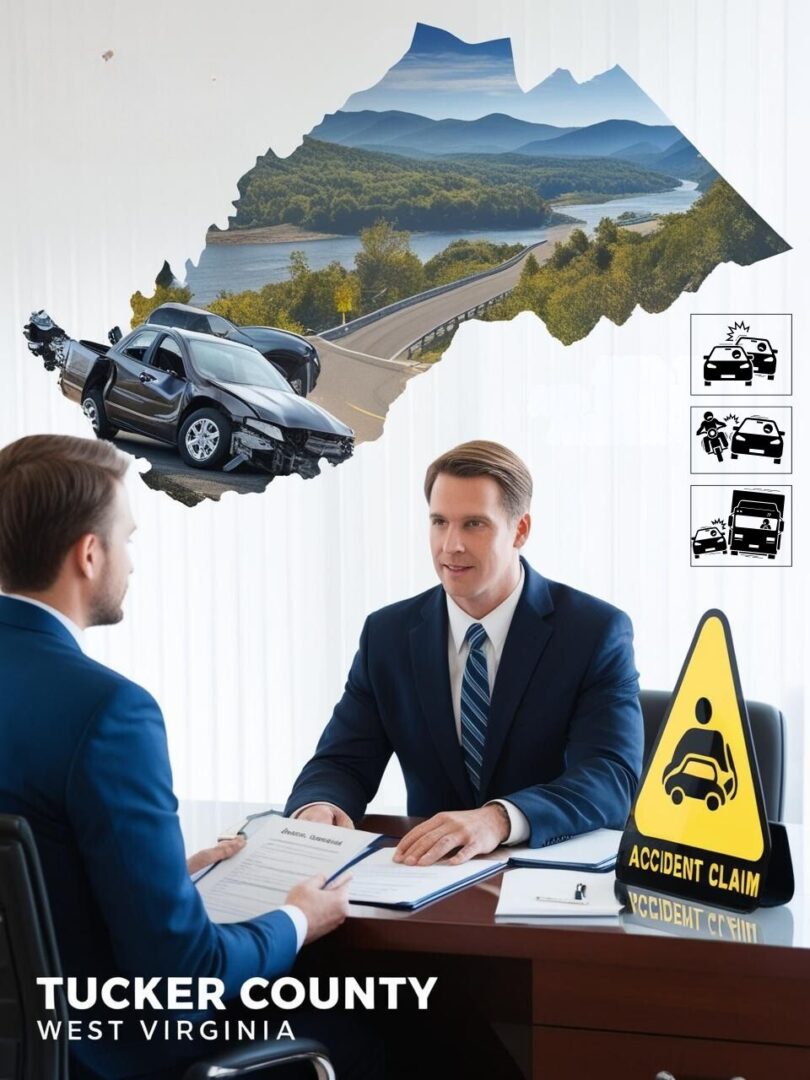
[495,868,623,919]
[348,848,506,910]
[507,828,623,872]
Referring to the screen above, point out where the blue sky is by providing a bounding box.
[343,24,670,126]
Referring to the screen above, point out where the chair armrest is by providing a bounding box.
[182,1037,334,1079]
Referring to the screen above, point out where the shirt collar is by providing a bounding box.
[3,594,85,651]
[446,564,525,655]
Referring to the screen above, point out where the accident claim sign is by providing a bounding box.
[617,610,776,911]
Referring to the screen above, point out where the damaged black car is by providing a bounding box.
[23,312,353,478]
[147,302,320,396]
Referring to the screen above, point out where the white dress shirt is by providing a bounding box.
[446,566,530,845]
[3,594,309,949]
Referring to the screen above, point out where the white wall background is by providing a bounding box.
[1,0,806,824]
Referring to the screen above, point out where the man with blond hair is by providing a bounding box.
[287,439,644,866]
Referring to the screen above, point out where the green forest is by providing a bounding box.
[485,179,790,345]
[131,229,524,334]
[221,137,678,235]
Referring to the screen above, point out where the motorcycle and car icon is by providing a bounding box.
[696,411,785,466]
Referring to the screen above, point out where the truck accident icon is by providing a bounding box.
[617,611,793,911]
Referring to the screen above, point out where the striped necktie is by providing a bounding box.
[460,622,489,794]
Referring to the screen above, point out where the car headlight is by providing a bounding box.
[735,435,746,441]
[245,419,284,441]
[770,438,781,444]
[706,362,717,369]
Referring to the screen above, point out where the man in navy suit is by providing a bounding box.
[0,435,367,1080]
[287,440,644,866]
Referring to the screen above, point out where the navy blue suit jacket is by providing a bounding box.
[0,597,298,1078]
[286,560,644,844]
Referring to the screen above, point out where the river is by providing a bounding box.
[184,180,700,305]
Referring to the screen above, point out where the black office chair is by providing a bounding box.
[0,816,334,1080]
[638,690,785,821]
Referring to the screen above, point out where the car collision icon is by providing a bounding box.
[662,697,738,812]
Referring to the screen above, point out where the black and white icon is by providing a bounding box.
[691,315,792,395]
[690,486,792,566]
[691,407,791,474]
[663,697,738,812]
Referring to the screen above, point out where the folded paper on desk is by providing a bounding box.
[508,829,622,872]
[496,869,623,918]
[197,814,383,922]
[348,848,506,909]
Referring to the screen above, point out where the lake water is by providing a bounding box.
[184,180,700,305]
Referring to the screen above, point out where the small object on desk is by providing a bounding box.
[507,828,623,872]
[496,868,623,918]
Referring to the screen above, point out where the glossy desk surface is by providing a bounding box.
[179,801,806,954]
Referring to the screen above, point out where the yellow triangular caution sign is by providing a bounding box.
[617,610,793,912]
[634,613,765,861]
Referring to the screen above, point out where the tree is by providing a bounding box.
[130,279,192,329]
[334,276,360,324]
[354,219,424,309]
[521,252,541,278]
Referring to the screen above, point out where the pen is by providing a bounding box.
[534,895,589,905]
[534,882,589,904]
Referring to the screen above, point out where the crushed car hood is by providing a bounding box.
[219,383,352,436]
[238,326,313,356]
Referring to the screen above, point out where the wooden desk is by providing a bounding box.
[180,805,810,1080]
[321,815,810,1080]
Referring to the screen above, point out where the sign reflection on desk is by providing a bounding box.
[619,885,794,947]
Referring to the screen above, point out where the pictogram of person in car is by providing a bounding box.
[662,697,738,812]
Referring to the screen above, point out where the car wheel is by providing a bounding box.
[178,408,232,470]
[82,388,118,440]
[705,794,720,812]
[670,787,684,805]
[730,453,738,460]
[775,458,782,465]
[768,375,775,380]
[745,380,752,386]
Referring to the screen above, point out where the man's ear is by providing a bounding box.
[513,512,531,549]
[73,532,101,581]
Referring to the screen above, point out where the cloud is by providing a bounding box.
[363,51,519,95]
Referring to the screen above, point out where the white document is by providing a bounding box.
[197,815,380,923]
[348,848,505,907]
[508,829,623,869]
[496,868,623,918]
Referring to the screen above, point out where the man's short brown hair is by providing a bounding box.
[0,435,128,592]
[424,440,533,519]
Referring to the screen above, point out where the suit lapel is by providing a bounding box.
[478,562,555,797]
[409,587,475,808]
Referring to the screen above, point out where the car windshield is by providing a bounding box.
[187,338,292,391]
[708,347,744,360]
[737,337,772,352]
[738,418,777,435]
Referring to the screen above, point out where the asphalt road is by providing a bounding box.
[124,221,632,501]
[308,225,579,444]
[112,433,272,506]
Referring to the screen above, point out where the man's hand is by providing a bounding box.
[294,803,354,829]
[393,805,510,866]
[286,874,351,945]
[186,835,246,876]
